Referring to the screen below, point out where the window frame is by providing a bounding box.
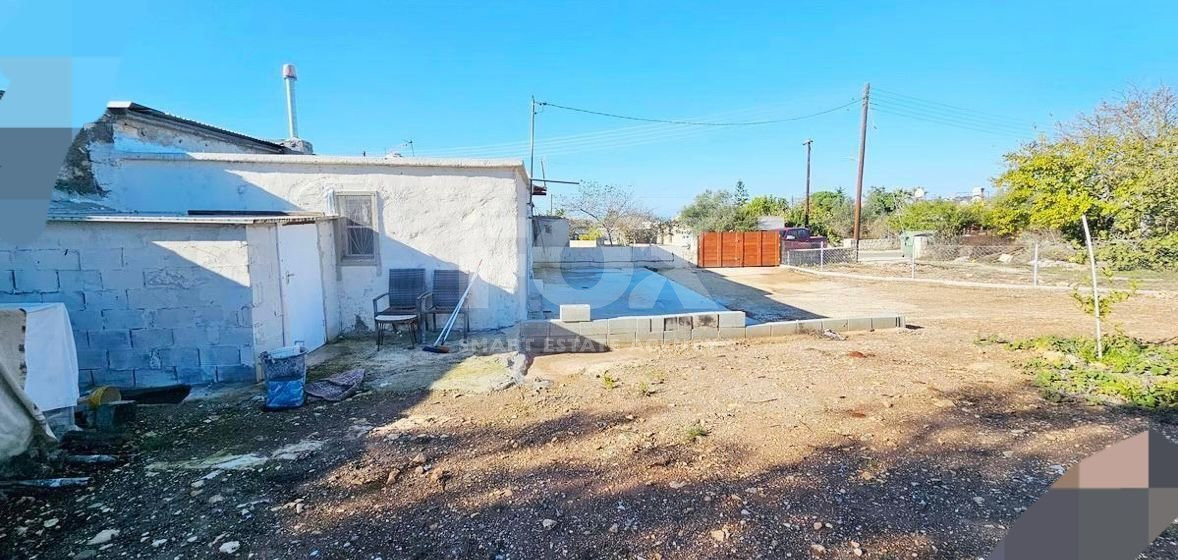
[334,191,381,267]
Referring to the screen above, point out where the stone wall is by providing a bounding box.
[532,244,696,270]
[0,221,258,388]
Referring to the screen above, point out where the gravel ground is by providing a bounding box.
[3,270,1177,559]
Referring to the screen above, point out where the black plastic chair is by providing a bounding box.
[372,268,426,346]
[421,269,469,340]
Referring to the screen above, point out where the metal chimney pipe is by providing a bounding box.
[282,64,298,139]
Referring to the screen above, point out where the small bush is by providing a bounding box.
[601,374,619,390]
[685,424,711,441]
[1008,335,1178,409]
[1091,233,1178,271]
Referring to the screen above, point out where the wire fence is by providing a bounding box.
[783,239,1178,292]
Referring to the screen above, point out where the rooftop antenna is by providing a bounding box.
[282,64,299,139]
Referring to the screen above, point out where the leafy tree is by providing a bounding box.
[887,199,986,237]
[784,189,853,241]
[678,189,757,233]
[865,186,914,218]
[733,180,750,206]
[990,86,1178,242]
[744,194,790,217]
[561,182,653,245]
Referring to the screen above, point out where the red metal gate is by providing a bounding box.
[697,231,780,268]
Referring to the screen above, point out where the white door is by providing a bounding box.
[277,223,327,351]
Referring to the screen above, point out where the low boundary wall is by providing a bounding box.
[519,310,906,354]
[532,245,695,269]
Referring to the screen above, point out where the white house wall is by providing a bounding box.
[0,222,259,388]
[87,158,530,330]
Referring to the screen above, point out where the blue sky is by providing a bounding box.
[4,1,1177,216]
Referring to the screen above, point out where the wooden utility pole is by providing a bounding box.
[529,96,537,183]
[802,139,813,228]
[852,83,870,253]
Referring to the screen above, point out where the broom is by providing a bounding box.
[423,260,482,353]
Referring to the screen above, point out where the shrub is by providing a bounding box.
[1005,335,1178,409]
[1092,233,1178,271]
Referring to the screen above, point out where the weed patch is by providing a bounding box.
[996,334,1178,409]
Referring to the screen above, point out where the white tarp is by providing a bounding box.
[0,308,55,461]
[0,303,80,411]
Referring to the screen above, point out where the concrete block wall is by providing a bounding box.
[520,310,905,354]
[0,222,259,388]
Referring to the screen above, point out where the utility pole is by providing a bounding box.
[802,139,813,228]
[529,96,537,185]
[852,83,870,255]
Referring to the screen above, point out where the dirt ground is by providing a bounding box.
[4,269,1178,559]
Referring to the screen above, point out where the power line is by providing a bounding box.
[537,98,862,126]
[870,104,1032,137]
[873,87,1032,125]
[422,99,861,157]
[870,96,1032,132]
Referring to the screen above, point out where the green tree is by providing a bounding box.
[678,189,757,233]
[561,182,653,245]
[744,194,789,217]
[733,180,750,206]
[887,199,985,237]
[785,189,853,241]
[990,86,1178,242]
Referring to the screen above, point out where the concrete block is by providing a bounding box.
[662,315,693,332]
[76,349,108,370]
[550,320,607,336]
[795,319,825,333]
[127,287,201,308]
[518,320,550,338]
[152,306,222,328]
[635,330,663,343]
[0,251,10,268]
[13,270,58,292]
[770,322,801,337]
[632,316,654,334]
[108,349,153,370]
[39,291,85,308]
[86,289,128,310]
[746,323,773,338]
[100,270,144,290]
[218,328,254,346]
[719,327,747,339]
[91,369,134,387]
[130,328,173,349]
[871,315,902,330]
[0,270,12,292]
[718,311,746,328]
[13,249,79,270]
[177,367,216,385]
[203,346,242,366]
[821,318,852,332]
[77,369,95,388]
[102,309,147,330]
[68,309,102,331]
[58,270,102,291]
[559,304,591,323]
[0,292,36,304]
[692,313,719,328]
[134,369,179,387]
[79,248,123,270]
[88,330,131,350]
[664,329,692,342]
[691,328,719,340]
[173,326,218,347]
[607,333,635,349]
[607,316,639,334]
[847,317,873,332]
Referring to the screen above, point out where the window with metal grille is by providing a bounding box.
[335,193,379,265]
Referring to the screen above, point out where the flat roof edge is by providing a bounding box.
[115,151,528,170]
[46,214,337,225]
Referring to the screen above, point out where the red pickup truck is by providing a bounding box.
[780,227,829,250]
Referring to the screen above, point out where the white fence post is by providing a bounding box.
[819,241,825,269]
[1032,243,1040,287]
[910,249,916,279]
[1081,215,1103,358]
